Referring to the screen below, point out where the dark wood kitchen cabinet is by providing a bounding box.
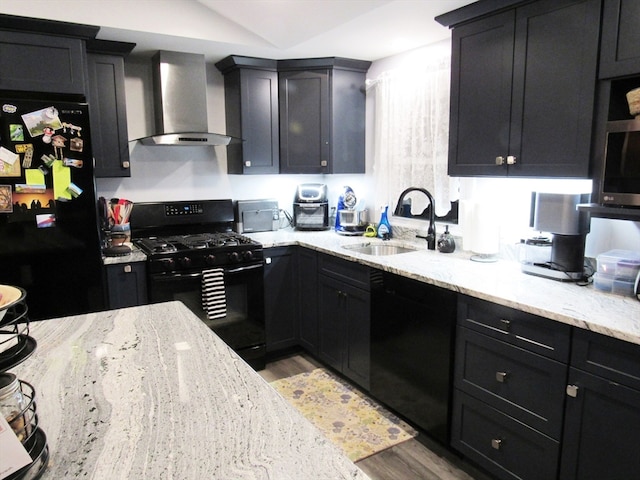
[317,253,379,390]
[451,295,571,480]
[599,0,640,79]
[104,262,147,309]
[278,58,370,174]
[216,56,279,174]
[559,329,640,479]
[0,19,97,95]
[264,247,299,353]
[86,39,135,178]
[297,248,318,355]
[441,0,600,177]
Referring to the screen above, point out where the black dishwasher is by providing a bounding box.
[370,272,457,445]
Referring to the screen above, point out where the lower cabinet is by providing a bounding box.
[451,295,570,480]
[297,248,318,355]
[264,247,299,353]
[559,329,640,479]
[104,262,147,309]
[317,253,379,390]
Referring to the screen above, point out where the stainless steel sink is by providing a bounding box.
[342,242,418,256]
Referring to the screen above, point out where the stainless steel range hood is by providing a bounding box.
[135,50,234,146]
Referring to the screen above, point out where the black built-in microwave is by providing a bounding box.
[601,119,640,207]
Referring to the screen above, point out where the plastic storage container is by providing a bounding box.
[595,250,640,296]
[597,250,640,279]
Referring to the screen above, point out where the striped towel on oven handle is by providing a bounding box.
[202,268,226,320]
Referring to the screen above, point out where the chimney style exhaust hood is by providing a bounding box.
[136,50,234,146]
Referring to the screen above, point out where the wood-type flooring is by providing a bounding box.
[259,353,491,480]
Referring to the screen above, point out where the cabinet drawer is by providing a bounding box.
[318,253,372,290]
[571,329,640,390]
[455,327,567,439]
[452,390,560,480]
[457,295,570,362]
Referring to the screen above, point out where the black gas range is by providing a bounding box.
[138,231,263,274]
[130,200,266,370]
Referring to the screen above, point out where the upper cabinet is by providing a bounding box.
[0,15,98,96]
[439,0,601,178]
[278,58,370,174]
[216,56,279,174]
[217,56,370,175]
[87,39,135,178]
[599,0,640,79]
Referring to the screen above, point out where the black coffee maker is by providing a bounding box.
[521,192,591,281]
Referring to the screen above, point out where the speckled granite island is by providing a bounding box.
[14,302,369,480]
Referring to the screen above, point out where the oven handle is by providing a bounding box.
[150,263,263,281]
[225,263,263,274]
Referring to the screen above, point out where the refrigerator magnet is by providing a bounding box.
[0,185,12,213]
[63,158,83,168]
[51,135,66,158]
[22,107,62,137]
[9,124,24,141]
[69,137,83,152]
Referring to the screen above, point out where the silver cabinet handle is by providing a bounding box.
[495,156,504,165]
[491,438,503,450]
[496,371,508,383]
[566,385,579,398]
[507,155,517,165]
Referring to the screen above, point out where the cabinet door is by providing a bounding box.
[449,10,515,176]
[317,275,346,372]
[318,274,370,389]
[448,0,599,177]
[87,52,131,177]
[279,69,330,174]
[509,0,600,177]
[105,263,147,309]
[297,248,318,354]
[599,0,640,79]
[560,368,640,480]
[0,30,87,95]
[264,247,298,352]
[343,283,370,390]
[223,67,279,174]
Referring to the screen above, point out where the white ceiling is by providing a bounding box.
[1,0,475,62]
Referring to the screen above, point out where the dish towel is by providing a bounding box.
[202,268,226,320]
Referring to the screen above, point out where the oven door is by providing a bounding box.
[147,262,265,368]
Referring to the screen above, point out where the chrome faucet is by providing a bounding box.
[393,187,436,250]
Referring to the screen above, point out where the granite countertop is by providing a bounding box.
[14,302,369,480]
[249,228,640,346]
[102,244,147,265]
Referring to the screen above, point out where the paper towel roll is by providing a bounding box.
[459,200,475,251]
[470,202,500,255]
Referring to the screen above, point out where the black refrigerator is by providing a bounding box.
[0,94,104,320]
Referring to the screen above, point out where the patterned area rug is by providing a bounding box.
[270,368,418,462]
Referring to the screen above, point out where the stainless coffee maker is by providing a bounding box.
[521,192,590,281]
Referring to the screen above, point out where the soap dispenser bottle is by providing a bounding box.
[437,225,456,253]
[377,205,392,239]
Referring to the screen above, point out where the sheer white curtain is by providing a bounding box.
[369,49,457,217]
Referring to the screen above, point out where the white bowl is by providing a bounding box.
[0,285,25,323]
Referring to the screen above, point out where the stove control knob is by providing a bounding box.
[160,258,175,271]
[243,250,254,261]
[205,254,216,266]
[229,251,240,263]
[179,256,192,268]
